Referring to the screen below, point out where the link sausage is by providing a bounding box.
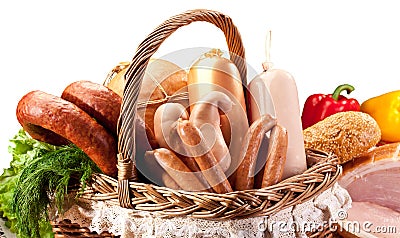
[177,119,233,194]
[261,124,288,188]
[189,91,232,172]
[234,114,277,191]
[153,148,210,192]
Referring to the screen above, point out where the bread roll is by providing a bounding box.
[105,59,188,137]
[105,61,130,97]
[303,111,381,164]
[138,59,188,136]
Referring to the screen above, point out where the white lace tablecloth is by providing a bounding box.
[54,183,351,238]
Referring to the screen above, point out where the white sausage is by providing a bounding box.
[250,69,306,179]
[153,103,188,149]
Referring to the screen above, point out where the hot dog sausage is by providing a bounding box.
[162,172,182,190]
[177,120,233,194]
[16,90,117,176]
[152,148,210,192]
[261,124,288,188]
[153,103,188,150]
[234,114,277,191]
[189,91,232,172]
[153,103,200,173]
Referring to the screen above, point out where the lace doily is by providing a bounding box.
[54,183,351,238]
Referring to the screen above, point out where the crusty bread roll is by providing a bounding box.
[105,59,188,138]
[138,59,188,136]
[105,61,130,97]
[303,111,381,164]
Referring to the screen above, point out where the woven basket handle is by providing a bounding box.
[117,9,247,208]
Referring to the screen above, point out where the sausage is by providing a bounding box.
[61,80,122,137]
[189,91,232,172]
[162,172,182,190]
[153,103,200,173]
[261,124,288,188]
[234,114,277,191]
[177,119,233,194]
[253,69,306,179]
[152,148,210,192]
[153,103,188,150]
[142,150,183,190]
[187,49,249,178]
[16,90,117,176]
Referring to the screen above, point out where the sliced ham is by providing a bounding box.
[339,142,400,212]
[338,143,400,237]
[339,202,400,238]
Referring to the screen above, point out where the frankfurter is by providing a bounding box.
[177,119,233,194]
[142,150,166,186]
[189,91,232,172]
[153,103,188,150]
[152,148,210,192]
[162,172,182,190]
[234,114,277,191]
[153,103,200,173]
[143,150,182,190]
[260,124,288,188]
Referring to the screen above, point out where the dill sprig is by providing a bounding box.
[11,145,101,237]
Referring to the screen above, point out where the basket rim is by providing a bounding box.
[75,148,340,220]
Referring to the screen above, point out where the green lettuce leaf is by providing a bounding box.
[0,129,59,237]
[1,129,100,238]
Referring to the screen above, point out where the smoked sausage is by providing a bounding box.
[16,90,117,177]
[61,80,122,137]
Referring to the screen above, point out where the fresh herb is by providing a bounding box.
[0,129,59,237]
[0,130,101,238]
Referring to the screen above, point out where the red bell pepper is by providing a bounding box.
[301,84,361,129]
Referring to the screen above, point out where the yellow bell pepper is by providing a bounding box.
[360,90,400,142]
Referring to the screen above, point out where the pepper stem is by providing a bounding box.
[332,84,355,101]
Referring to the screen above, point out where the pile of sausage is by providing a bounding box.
[132,51,292,193]
[16,81,121,177]
[16,50,296,194]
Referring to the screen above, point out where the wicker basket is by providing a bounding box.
[51,9,343,238]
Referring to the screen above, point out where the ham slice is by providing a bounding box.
[339,142,400,212]
[338,202,400,238]
[338,143,400,237]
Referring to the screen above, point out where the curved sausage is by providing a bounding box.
[177,119,232,194]
[189,91,232,172]
[16,90,117,176]
[261,124,288,188]
[234,114,277,191]
[61,80,122,137]
[153,148,210,192]
[153,103,188,149]
[153,103,200,173]
[162,172,182,190]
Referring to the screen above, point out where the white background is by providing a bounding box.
[1,0,399,171]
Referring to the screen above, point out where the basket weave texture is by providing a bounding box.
[52,9,342,237]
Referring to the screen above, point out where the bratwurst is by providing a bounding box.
[16,90,117,176]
